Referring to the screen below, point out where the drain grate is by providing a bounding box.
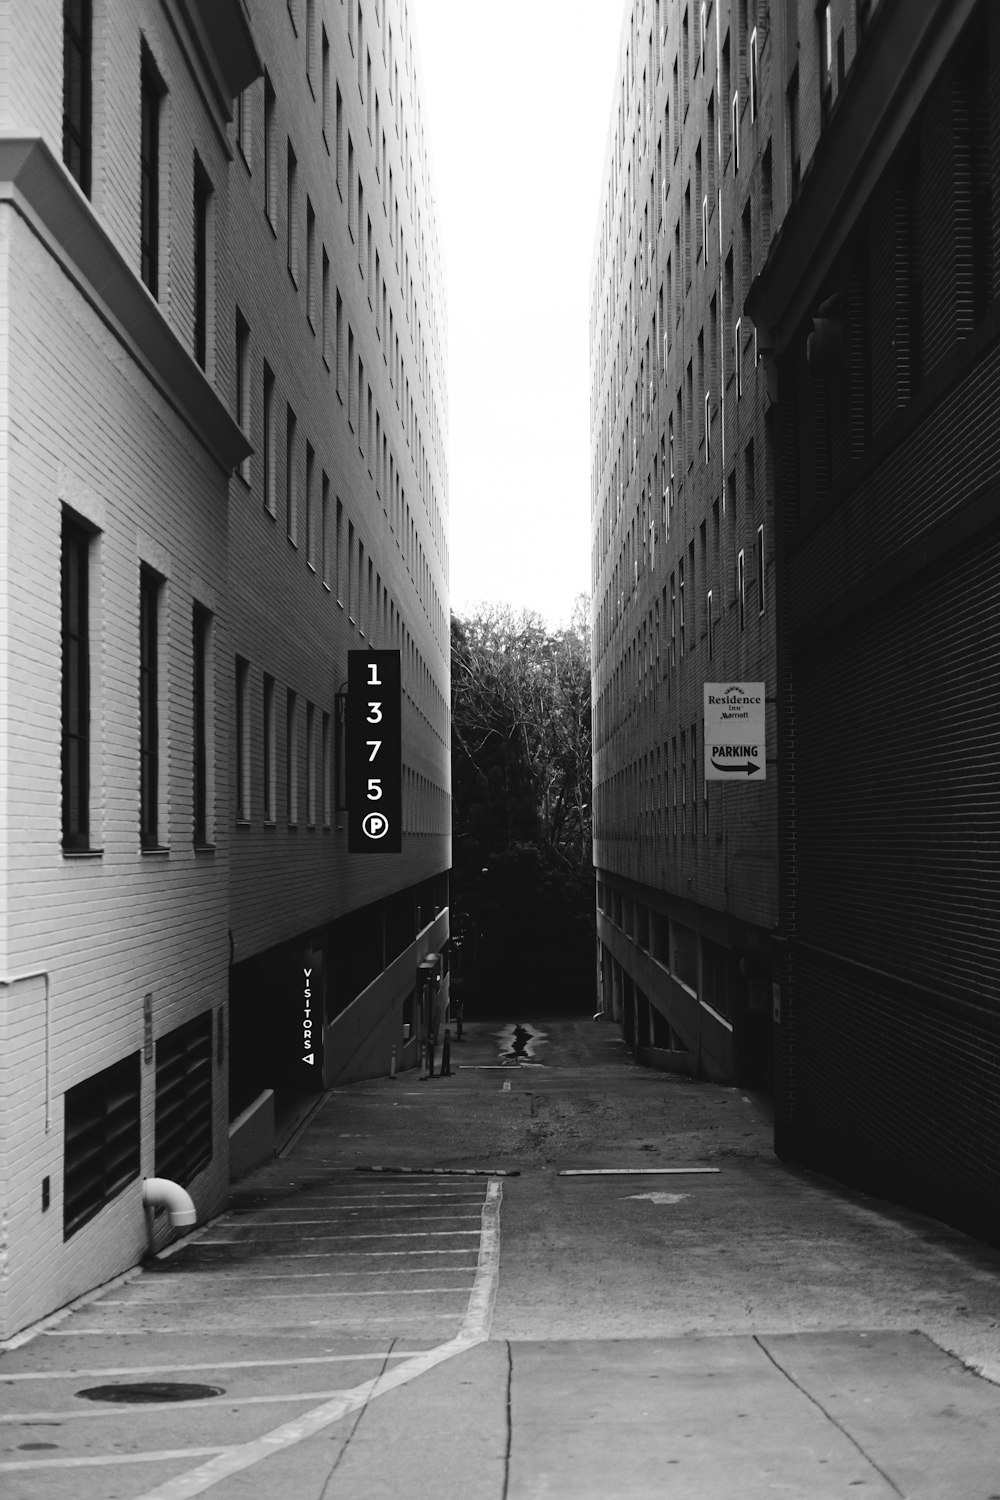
[76,1382,224,1403]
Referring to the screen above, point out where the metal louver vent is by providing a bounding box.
[155,1011,213,1188]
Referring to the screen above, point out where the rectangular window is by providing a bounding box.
[236,656,250,820]
[64,1054,140,1239]
[192,605,211,845]
[305,440,315,567]
[322,709,332,826]
[321,249,330,364]
[139,565,162,848]
[321,28,331,145]
[749,27,758,121]
[336,289,344,398]
[286,689,298,825]
[679,557,685,656]
[287,141,298,280]
[264,74,276,225]
[263,362,276,514]
[286,404,297,544]
[306,0,316,84]
[155,1012,213,1188]
[757,524,765,614]
[263,673,276,822]
[348,133,355,235]
[63,0,92,196]
[193,159,212,370]
[140,50,163,296]
[738,548,746,630]
[235,87,251,164]
[321,471,330,586]
[306,700,316,825]
[336,84,344,195]
[235,311,250,480]
[706,588,713,660]
[62,512,91,850]
[306,197,316,325]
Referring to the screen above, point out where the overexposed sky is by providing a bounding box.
[413,0,626,630]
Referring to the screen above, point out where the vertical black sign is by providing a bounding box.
[347,650,402,852]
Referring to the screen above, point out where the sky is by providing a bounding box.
[412,0,626,630]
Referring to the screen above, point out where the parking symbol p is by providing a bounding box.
[362,812,389,840]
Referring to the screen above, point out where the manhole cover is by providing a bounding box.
[76,1382,223,1403]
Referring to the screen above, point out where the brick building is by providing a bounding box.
[0,0,449,1341]
[746,0,1000,1243]
[590,0,781,1085]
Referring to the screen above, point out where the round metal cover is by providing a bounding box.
[76,1382,224,1403]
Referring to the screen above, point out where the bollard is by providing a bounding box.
[390,1045,397,1079]
[441,1028,452,1076]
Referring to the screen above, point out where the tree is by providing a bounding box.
[450,598,595,1012]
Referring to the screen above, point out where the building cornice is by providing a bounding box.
[745,0,979,359]
[0,136,250,476]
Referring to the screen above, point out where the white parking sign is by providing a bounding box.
[704,683,766,781]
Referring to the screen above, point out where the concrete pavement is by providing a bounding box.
[3,1015,1000,1498]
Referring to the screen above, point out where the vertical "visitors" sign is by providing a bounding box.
[347,650,402,852]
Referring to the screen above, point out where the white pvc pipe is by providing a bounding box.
[142,1176,196,1228]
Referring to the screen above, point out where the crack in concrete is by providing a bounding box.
[752,1335,906,1498]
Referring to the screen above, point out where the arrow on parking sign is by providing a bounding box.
[710,754,761,776]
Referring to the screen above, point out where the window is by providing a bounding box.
[707,588,714,659]
[306,0,316,84]
[193,159,212,370]
[139,564,163,848]
[286,689,298,824]
[64,1054,140,1238]
[287,141,298,280]
[735,315,742,399]
[738,548,746,629]
[235,87,250,165]
[263,361,276,514]
[235,312,250,465]
[322,709,332,826]
[757,524,765,615]
[704,390,711,464]
[306,700,316,825]
[286,404,298,544]
[62,512,91,850]
[305,440,315,567]
[321,471,331,586]
[321,248,330,364]
[155,1012,212,1188]
[306,198,316,324]
[140,49,164,296]
[235,656,250,820]
[787,66,800,196]
[819,3,832,125]
[336,289,344,398]
[63,0,92,196]
[192,605,211,845]
[749,27,758,121]
[321,28,331,145]
[264,74,276,225]
[263,673,276,822]
[348,134,355,235]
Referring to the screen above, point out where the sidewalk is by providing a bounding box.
[2,1017,1000,1499]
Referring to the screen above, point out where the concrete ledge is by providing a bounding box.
[229,1089,275,1179]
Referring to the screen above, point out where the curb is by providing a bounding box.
[354,1165,521,1177]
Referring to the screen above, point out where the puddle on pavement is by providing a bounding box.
[495,1023,548,1064]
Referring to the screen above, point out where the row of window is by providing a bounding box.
[238,310,446,654]
[63,1011,215,1239]
[595,720,729,845]
[62,514,215,853]
[251,2,447,547]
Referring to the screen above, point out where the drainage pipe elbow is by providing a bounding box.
[142,1177,197,1229]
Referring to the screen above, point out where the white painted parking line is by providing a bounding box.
[194,1228,481,1243]
[0,1449,227,1475]
[558,1166,721,1176]
[132,1178,504,1500]
[0,1351,428,1382]
[96,1286,474,1306]
[207,1213,482,1227]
